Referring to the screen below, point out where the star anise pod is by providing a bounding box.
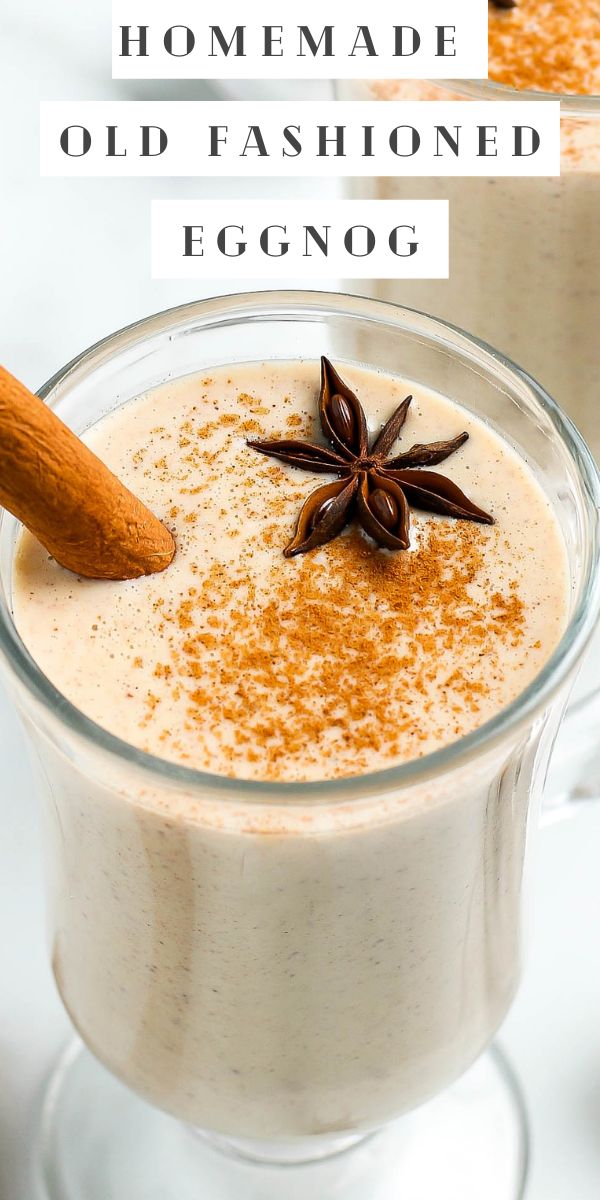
[248,357,493,557]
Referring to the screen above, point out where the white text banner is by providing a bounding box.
[112,0,488,80]
[41,101,561,178]
[150,199,449,280]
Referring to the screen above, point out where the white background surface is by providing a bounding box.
[1,7,600,1199]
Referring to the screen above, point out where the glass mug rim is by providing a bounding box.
[1,288,600,804]
[436,77,600,114]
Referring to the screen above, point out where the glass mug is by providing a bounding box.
[336,80,600,456]
[1,291,599,1200]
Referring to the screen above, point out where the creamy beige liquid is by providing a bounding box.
[15,362,566,780]
[13,361,570,1137]
[340,0,600,457]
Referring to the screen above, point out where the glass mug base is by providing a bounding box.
[32,1039,529,1200]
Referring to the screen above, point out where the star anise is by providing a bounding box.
[248,357,493,557]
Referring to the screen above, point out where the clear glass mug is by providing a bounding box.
[1,291,599,1200]
[336,80,600,454]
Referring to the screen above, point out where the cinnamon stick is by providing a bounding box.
[0,365,176,579]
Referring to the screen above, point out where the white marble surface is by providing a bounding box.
[1,7,600,1199]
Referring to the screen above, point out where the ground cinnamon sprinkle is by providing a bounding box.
[93,380,560,781]
[488,0,600,95]
[139,519,527,780]
[14,362,567,784]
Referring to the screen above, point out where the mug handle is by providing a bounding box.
[544,690,600,822]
